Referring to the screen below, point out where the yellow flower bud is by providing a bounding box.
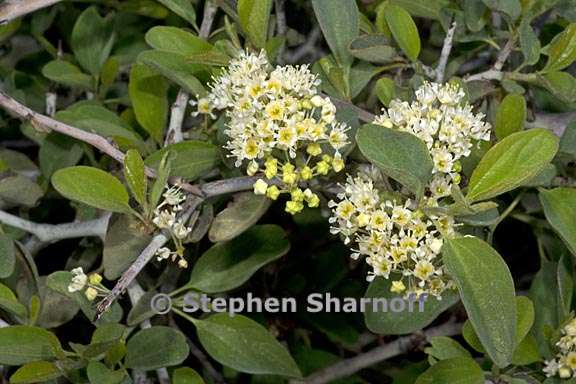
[452,161,462,173]
[357,212,370,227]
[559,367,572,379]
[300,166,313,180]
[316,161,330,175]
[285,200,304,215]
[266,185,281,200]
[452,173,461,185]
[247,160,259,176]
[304,189,320,208]
[283,171,297,185]
[322,154,332,163]
[390,280,406,293]
[300,99,313,109]
[291,188,305,202]
[178,258,188,269]
[85,287,98,301]
[332,156,345,172]
[88,274,102,285]
[307,143,322,157]
[253,179,268,195]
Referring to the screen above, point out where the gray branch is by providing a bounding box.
[0,0,62,24]
[435,21,457,83]
[0,210,111,242]
[291,321,462,384]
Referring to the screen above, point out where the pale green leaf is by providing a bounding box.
[238,0,273,49]
[543,23,576,72]
[124,149,147,207]
[415,357,484,384]
[52,166,131,213]
[41,60,93,89]
[145,140,220,180]
[383,4,420,61]
[0,326,63,365]
[10,361,62,384]
[209,193,271,242]
[540,187,576,256]
[495,94,526,140]
[125,326,189,370]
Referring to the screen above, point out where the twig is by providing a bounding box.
[199,0,217,39]
[0,0,62,24]
[465,69,504,82]
[291,321,462,384]
[95,197,203,319]
[328,96,376,123]
[274,0,287,64]
[165,90,189,145]
[527,111,576,137]
[494,38,515,71]
[0,210,111,242]
[285,27,321,64]
[45,92,56,117]
[435,22,457,83]
[0,91,204,196]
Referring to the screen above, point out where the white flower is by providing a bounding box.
[253,179,268,195]
[68,267,87,292]
[153,209,176,229]
[162,186,186,207]
[156,247,172,261]
[173,220,192,240]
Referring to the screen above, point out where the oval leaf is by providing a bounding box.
[125,326,189,370]
[52,166,131,213]
[145,140,220,180]
[0,326,63,365]
[356,124,433,199]
[348,35,397,63]
[443,237,516,367]
[71,7,115,76]
[129,63,168,144]
[124,149,147,207]
[145,26,212,55]
[466,129,559,203]
[543,23,576,73]
[383,4,420,61]
[416,357,484,384]
[209,193,271,242]
[495,94,526,140]
[194,314,301,377]
[187,225,290,293]
[312,0,359,66]
[10,361,62,384]
[364,277,459,335]
[238,0,273,49]
[539,187,576,256]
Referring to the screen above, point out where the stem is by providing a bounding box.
[487,191,525,244]
[0,0,62,24]
[435,21,457,83]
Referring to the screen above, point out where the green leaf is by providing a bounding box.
[512,334,540,365]
[540,187,576,256]
[519,20,541,66]
[209,193,271,242]
[39,133,84,179]
[173,367,205,384]
[348,35,397,63]
[125,326,189,370]
[466,129,559,203]
[194,314,301,377]
[187,225,290,293]
[481,0,521,20]
[41,60,93,89]
[138,50,207,96]
[52,166,131,213]
[0,283,26,318]
[156,0,197,26]
[495,94,526,140]
[415,357,484,384]
[87,361,126,384]
[238,0,273,49]
[312,0,359,67]
[145,26,212,55]
[0,176,43,208]
[145,141,220,180]
[425,336,472,361]
[127,290,158,326]
[356,124,433,199]
[9,361,62,384]
[129,63,168,143]
[543,23,576,72]
[364,277,459,335]
[383,4,420,61]
[124,149,147,207]
[0,234,15,279]
[103,215,152,280]
[0,326,63,365]
[515,296,535,345]
[149,151,172,210]
[71,7,116,76]
[443,237,516,367]
[375,77,396,106]
[538,71,576,103]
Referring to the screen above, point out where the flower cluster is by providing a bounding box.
[328,172,456,298]
[544,318,576,379]
[193,50,349,215]
[374,81,491,201]
[67,267,106,301]
[152,186,191,268]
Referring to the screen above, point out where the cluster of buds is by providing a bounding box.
[152,186,191,268]
[544,318,576,379]
[192,50,349,215]
[67,267,107,301]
